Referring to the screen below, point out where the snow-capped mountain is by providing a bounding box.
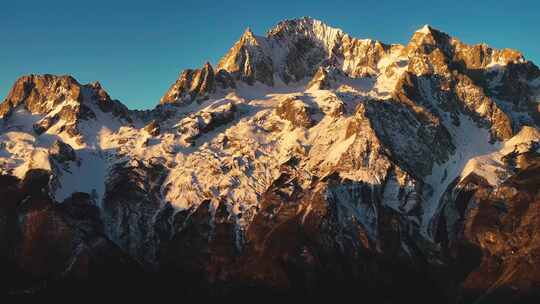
[1,17,540,302]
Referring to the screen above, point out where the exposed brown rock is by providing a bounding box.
[0,170,144,295]
[437,153,540,303]
[217,28,274,86]
[49,140,76,163]
[0,74,81,118]
[33,115,59,135]
[143,119,160,136]
[90,81,131,121]
[160,62,219,105]
[215,69,236,89]
[307,66,338,90]
[177,101,236,145]
[275,96,315,128]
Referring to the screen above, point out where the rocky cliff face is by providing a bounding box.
[1,18,540,302]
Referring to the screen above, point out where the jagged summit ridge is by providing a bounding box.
[162,17,535,107]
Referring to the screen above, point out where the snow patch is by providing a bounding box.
[54,149,107,205]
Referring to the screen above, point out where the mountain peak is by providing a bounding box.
[405,24,452,57]
[202,61,213,70]
[160,61,224,105]
[410,24,449,42]
[243,27,254,36]
[0,74,83,118]
[0,73,132,132]
[413,24,448,36]
[416,24,432,34]
[239,27,258,45]
[266,16,344,40]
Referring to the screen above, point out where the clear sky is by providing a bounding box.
[1,0,538,109]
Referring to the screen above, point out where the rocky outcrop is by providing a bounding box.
[436,151,540,303]
[89,81,131,121]
[0,75,82,118]
[0,74,131,141]
[400,24,540,140]
[363,96,453,177]
[49,140,77,163]
[215,68,236,89]
[143,120,160,136]
[160,62,224,105]
[395,62,514,142]
[217,28,274,86]
[275,96,315,128]
[101,159,168,268]
[307,66,342,90]
[0,75,129,120]
[176,100,236,145]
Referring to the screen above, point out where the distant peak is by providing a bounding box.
[267,16,341,38]
[91,81,103,89]
[413,24,449,38]
[289,16,321,25]
[275,16,319,25]
[416,24,433,34]
[0,74,84,118]
[243,27,254,36]
[203,61,213,69]
[16,74,80,85]
[239,27,259,45]
[406,24,452,55]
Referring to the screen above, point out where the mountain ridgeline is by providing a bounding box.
[1,18,540,302]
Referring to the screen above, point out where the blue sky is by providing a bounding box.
[1,0,538,109]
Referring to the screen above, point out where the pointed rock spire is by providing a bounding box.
[160,62,236,106]
[405,24,452,56]
[217,27,274,86]
[307,66,343,90]
[241,27,255,41]
[416,24,433,34]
